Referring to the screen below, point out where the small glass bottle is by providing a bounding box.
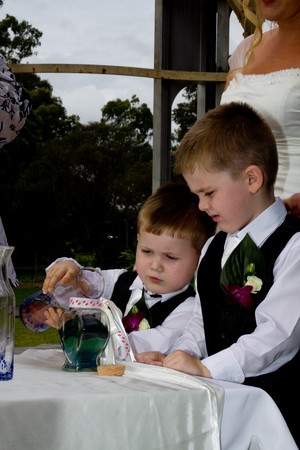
[0,246,16,381]
[19,267,105,333]
[59,297,110,372]
[19,290,54,332]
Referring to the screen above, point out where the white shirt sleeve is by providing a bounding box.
[129,296,196,354]
[45,257,126,305]
[167,296,207,358]
[168,240,212,358]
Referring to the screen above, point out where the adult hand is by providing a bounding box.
[283,193,300,218]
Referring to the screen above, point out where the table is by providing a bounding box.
[0,348,297,450]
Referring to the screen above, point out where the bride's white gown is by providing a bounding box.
[221,35,300,199]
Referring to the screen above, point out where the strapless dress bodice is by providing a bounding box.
[221,69,300,198]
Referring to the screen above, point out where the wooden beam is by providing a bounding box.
[9,63,227,83]
[226,0,244,20]
[226,0,255,37]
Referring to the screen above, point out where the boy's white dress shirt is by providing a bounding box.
[170,198,300,383]
[46,261,195,355]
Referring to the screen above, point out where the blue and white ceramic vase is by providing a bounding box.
[0,246,16,381]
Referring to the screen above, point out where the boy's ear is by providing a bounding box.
[244,165,264,193]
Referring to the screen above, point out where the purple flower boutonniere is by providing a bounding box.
[122,296,151,333]
[220,234,266,308]
[122,310,150,333]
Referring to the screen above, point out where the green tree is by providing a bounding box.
[0,14,42,63]
[0,8,81,275]
[9,96,153,271]
[0,7,153,275]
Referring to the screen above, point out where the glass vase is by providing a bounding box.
[59,297,110,371]
[0,246,16,381]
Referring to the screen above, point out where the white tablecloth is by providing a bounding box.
[0,349,223,450]
[0,348,297,450]
[213,378,298,450]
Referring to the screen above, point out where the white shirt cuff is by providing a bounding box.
[202,347,245,383]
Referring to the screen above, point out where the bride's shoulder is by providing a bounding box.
[229,34,254,70]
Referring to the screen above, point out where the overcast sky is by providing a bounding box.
[1,0,244,124]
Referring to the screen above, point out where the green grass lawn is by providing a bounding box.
[14,277,60,348]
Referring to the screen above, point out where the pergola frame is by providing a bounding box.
[10,0,251,192]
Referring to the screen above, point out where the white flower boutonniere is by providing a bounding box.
[138,318,151,330]
[245,275,263,294]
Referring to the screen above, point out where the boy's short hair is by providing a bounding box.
[174,101,278,190]
[137,182,216,252]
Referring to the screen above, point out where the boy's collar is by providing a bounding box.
[130,275,190,302]
[232,197,287,246]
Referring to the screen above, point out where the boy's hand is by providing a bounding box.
[44,307,64,329]
[135,351,165,366]
[43,261,80,294]
[163,350,211,377]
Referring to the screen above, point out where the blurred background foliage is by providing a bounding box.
[0,1,196,278]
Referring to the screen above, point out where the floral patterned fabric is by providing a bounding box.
[0,55,31,286]
[0,54,31,148]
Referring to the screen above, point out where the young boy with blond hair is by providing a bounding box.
[42,182,215,355]
[136,102,300,445]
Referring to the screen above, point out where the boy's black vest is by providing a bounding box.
[197,214,300,445]
[110,271,195,328]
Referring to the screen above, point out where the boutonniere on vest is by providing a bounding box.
[220,234,266,308]
[122,290,152,333]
